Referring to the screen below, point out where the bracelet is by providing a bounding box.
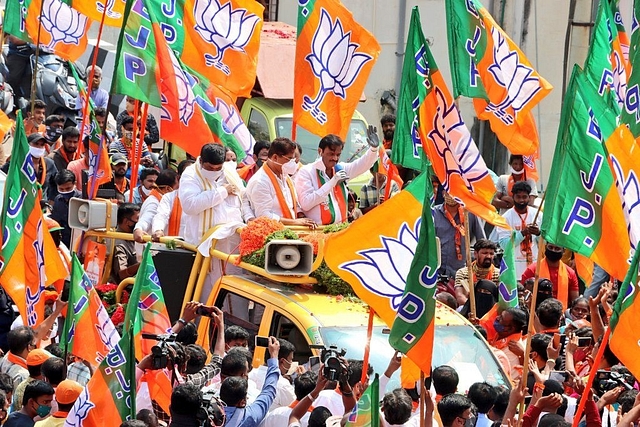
[341,390,353,397]
[306,393,317,401]
[546,358,556,365]
[177,318,188,326]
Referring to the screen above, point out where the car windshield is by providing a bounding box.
[275,118,368,164]
[319,325,509,392]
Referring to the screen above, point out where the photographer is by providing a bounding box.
[219,337,280,427]
[313,359,366,416]
[168,383,203,427]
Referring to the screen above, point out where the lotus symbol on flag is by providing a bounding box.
[428,87,489,198]
[194,0,261,75]
[486,28,541,125]
[215,96,255,160]
[96,0,121,19]
[340,219,421,310]
[67,389,96,424]
[172,56,196,126]
[40,0,87,48]
[303,8,374,125]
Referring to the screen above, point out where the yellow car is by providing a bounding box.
[196,274,510,392]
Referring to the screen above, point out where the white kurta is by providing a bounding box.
[294,148,377,224]
[492,206,543,278]
[151,191,187,238]
[245,166,295,220]
[133,194,160,234]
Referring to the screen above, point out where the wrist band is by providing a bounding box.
[546,358,556,365]
[307,393,317,401]
[177,318,187,326]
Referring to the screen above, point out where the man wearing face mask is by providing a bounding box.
[48,127,80,172]
[124,168,159,204]
[115,97,160,147]
[238,141,270,183]
[248,338,296,411]
[133,168,178,242]
[521,244,579,309]
[109,115,152,165]
[150,160,194,242]
[295,134,378,225]
[245,138,315,227]
[50,170,81,248]
[4,380,54,427]
[42,115,64,153]
[2,134,58,203]
[492,154,538,213]
[493,181,542,278]
[109,203,141,284]
[454,239,500,307]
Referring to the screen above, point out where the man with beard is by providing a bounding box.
[454,239,500,307]
[49,127,80,172]
[99,153,130,200]
[493,181,542,278]
[381,114,395,150]
[238,140,270,183]
[521,243,578,309]
[492,154,538,213]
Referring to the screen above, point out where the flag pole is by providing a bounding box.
[518,236,546,421]
[129,103,149,202]
[128,100,141,202]
[419,371,426,427]
[29,0,46,117]
[532,190,546,225]
[361,307,375,385]
[571,327,611,427]
[464,210,476,316]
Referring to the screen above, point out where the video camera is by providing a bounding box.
[198,390,226,427]
[593,370,634,396]
[142,333,178,370]
[320,345,348,382]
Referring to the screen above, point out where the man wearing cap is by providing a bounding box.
[99,153,130,200]
[12,349,51,412]
[1,134,58,203]
[34,379,82,427]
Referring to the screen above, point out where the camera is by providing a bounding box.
[198,390,226,427]
[196,305,215,317]
[593,370,633,396]
[320,345,347,382]
[142,333,178,370]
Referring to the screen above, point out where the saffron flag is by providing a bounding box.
[415,27,508,229]
[522,151,539,182]
[113,1,246,161]
[622,0,640,137]
[293,0,380,140]
[609,248,640,379]
[324,173,428,327]
[388,171,437,374]
[497,232,518,310]
[0,111,66,327]
[575,253,595,289]
[345,375,379,427]
[61,255,120,367]
[391,7,428,172]
[540,65,631,281]
[4,0,91,61]
[0,111,12,142]
[445,0,552,156]
[68,62,112,197]
[70,0,126,28]
[583,0,627,111]
[378,147,403,200]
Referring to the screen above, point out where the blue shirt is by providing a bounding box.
[76,87,109,110]
[224,358,280,427]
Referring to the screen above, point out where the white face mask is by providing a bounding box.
[510,166,523,175]
[200,167,223,182]
[281,158,298,176]
[58,189,75,195]
[140,186,152,196]
[29,146,46,158]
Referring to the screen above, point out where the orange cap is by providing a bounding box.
[55,380,83,405]
[45,217,64,232]
[26,349,50,366]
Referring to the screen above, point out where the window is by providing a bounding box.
[270,311,312,363]
[248,108,270,142]
[208,290,265,353]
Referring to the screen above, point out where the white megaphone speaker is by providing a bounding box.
[68,197,118,231]
[264,240,314,276]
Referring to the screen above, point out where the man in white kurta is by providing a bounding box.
[133,169,179,242]
[294,134,378,225]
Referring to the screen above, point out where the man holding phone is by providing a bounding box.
[249,338,296,410]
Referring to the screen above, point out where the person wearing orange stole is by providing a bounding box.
[294,134,377,225]
[152,160,194,240]
[246,138,316,227]
[133,169,179,243]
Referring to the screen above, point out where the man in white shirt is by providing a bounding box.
[151,160,194,241]
[248,339,296,411]
[246,138,315,227]
[260,371,317,427]
[133,169,179,243]
[294,134,377,225]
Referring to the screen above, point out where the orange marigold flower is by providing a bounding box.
[239,218,284,256]
[301,232,327,255]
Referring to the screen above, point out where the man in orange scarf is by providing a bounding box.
[151,160,194,241]
[133,169,179,243]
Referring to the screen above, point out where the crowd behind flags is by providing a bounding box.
[1,0,640,425]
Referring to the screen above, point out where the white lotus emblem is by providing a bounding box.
[41,0,87,49]
[215,96,255,162]
[303,8,374,125]
[339,219,421,310]
[193,0,261,75]
[95,0,122,20]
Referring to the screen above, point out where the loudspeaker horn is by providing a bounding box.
[265,239,314,276]
[68,198,118,231]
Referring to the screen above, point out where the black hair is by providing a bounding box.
[602,343,620,367]
[618,389,639,415]
[22,380,54,406]
[185,344,207,375]
[94,107,107,118]
[347,359,373,388]
[62,126,80,141]
[509,154,524,165]
[542,379,564,396]
[224,326,249,343]
[8,326,35,355]
[45,115,64,126]
[468,382,498,414]
[318,134,344,150]
[0,373,13,394]
[433,365,459,396]
[200,143,225,165]
[176,322,198,346]
[511,181,532,195]
[136,408,158,426]
[177,159,195,176]
[308,406,332,427]
[491,386,510,420]
[530,334,552,361]
[380,114,396,125]
[295,142,303,155]
[219,376,248,407]
[140,168,159,181]
[117,203,140,225]
[121,115,135,128]
[156,169,178,188]
[278,338,295,360]
[438,393,474,427]
[293,371,317,401]
[571,296,589,309]
[253,140,270,157]
[504,307,528,334]
[28,364,44,378]
[120,421,147,427]
[536,298,563,329]
[382,388,412,425]
[170,383,202,417]
[32,100,46,111]
[55,169,76,186]
[42,357,66,386]
[436,292,458,310]
[538,413,570,427]
[221,347,250,378]
[43,344,63,358]
[268,137,296,157]
[474,239,498,252]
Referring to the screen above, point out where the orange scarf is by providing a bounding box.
[539,258,569,309]
[316,169,347,225]
[58,148,79,165]
[168,196,182,236]
[114,177,130,194]
[149,188,164,202]
[263,163,297,219]
[516,210,533,265]
[6,352,27,369]
[507,171,527,196]
[443,205,465,260]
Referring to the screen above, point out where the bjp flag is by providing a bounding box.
[293,0,380,140]
[70,0,126,28]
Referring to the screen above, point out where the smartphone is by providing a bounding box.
[577,337,592,347]
[255,336,270,347]
[549,371,569,383]
[424,376,432,390]
[308,356,321,373]
[196,305,215,316]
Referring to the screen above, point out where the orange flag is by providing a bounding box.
[378,147,403,200]
[70,0,126,28]
[293,0,380,140]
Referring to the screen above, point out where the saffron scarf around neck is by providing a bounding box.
[263,163,297,219]
[539,258,569,309]
[168,195,182,236]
